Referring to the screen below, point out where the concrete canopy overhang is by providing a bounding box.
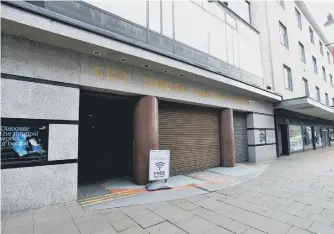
[0,2,282,103]
[275,97,334,121]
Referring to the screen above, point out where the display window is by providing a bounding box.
[289,125,303,152]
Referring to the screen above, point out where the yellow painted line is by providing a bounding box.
[81,193,138,206]
[78,190,135,203]
[79,193,136,204]
[79,191,137,205]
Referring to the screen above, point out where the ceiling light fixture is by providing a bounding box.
[120,58,127,62]
[93,51,102,56]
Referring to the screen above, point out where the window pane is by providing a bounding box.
[309,27,314,43]
[283,65,292,90]
[303,126,313,150]
[313,57,317,73]
[295,9,302,29]
[86,0,147,27]
[226,1,251,24]
[208,16,227,61]
[289,125,303,152]
[315,127,322,147]
[322,67,326,81]
[302,78,309,96]
[316,87,320,101]
[149,0,161,33]
[299,43,305,62]
[279,22,288,48]
[174,1,209,53]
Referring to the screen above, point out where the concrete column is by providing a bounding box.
[134,96,159,185]
[219,108,235,167]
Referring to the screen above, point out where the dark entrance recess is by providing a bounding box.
[78,91,136,184]
[278,123,289,156]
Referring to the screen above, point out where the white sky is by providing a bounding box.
[304,1,334,44]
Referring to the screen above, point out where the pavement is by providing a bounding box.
[2,147,334,234]
[78,163,270,209]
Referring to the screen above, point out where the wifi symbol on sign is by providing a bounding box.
[155,162,165,170]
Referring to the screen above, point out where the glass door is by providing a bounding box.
[303,126,313,150]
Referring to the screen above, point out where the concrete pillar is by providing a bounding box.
[219,108,235,167]
[134,96,159,185]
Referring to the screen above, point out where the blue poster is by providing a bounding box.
[1,125,48,164]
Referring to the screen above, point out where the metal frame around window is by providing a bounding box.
[322,66,326,81]
[325,93,329,106]
[309,27,314,44]
[312,56,318,74]
[283,64,293,91]
[320,40,324,55]
[279,21,289,49]
[327,51,331,65]
[299,42,306,63]
[295,8,302,30]
[316,86,321,102]
[302,77,309,96]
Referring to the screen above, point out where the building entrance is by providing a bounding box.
[78,91,135,185]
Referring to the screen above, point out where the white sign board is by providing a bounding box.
[149,150,170,181]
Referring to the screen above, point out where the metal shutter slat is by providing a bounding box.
[159,102,220,176]
[233,112,249,163]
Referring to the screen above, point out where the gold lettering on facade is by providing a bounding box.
[106,67,111,80]
[194,88,211,97]
[95,67,129,84]
[123,72,129,84]
[112,69,119,80]
[96,67,103,79]
[95,67,248,106]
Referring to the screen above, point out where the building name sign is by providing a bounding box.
[95,66,249,106]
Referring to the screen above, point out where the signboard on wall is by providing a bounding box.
[259,130,266,144]
[149,150,170,181]
[1,123,48,165]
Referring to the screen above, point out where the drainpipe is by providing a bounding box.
[264,0,276,91]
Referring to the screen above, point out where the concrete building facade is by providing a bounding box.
[254,0,334,156]
[1,0,332,213]
[0,0,281,212]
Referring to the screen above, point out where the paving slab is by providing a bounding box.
[286,227,313,234]
[308,221,334,234]
[110,217,139,232]
[205,226,234,234]
[74,217,112,234]
[145,221,187,234]
[34,217,80,234]
[304,205,324,215]
[175,216,217,234]
[131,212,165,228]
[242,228,267,234]
[153,206,194,223]
[287,216,314,230]
[190,207,249,234]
